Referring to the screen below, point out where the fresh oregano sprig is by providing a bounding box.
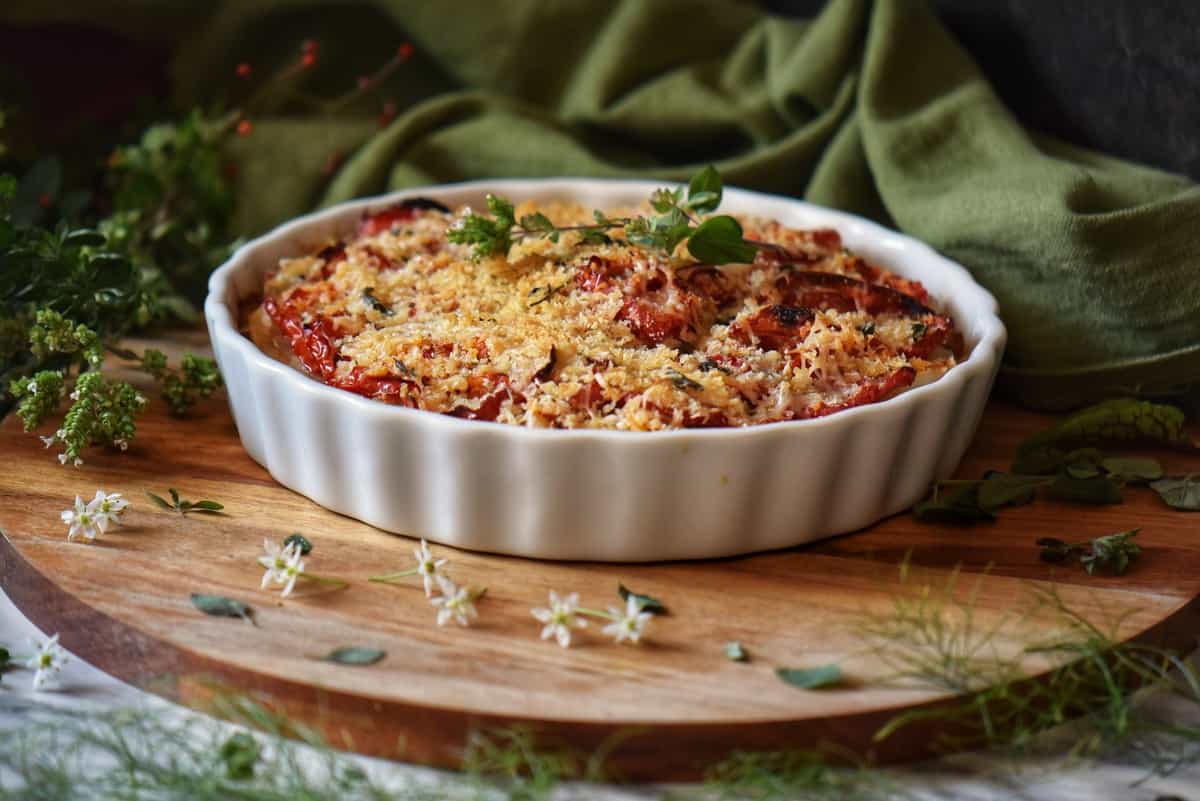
[146,487,224,516]
[447,165,758,265]
[1036,529,1142,575]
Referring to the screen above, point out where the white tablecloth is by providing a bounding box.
[3,587,1198,800]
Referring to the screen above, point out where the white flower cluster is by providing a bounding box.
[61,490,129,541]
[532,591,653,649]
[368,540,481,627]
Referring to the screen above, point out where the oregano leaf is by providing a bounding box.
[191,593,254,624]
[618,583,667,615]
[776,665,842,690]
[686,216,757,264]
[317,647,386,666]
[1150,474,1200,511]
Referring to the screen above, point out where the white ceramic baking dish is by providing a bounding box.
[205,179,1005,561]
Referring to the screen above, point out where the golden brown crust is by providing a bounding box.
[247,200,959,429]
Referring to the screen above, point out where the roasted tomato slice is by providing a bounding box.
[331,367,420,407]
[802,366,916,419]
[316,242,347,278]
[617,297,689,346]
[575,254,631,292]
[447,373,518,422]
[357,197,449,238]
[263,296,339,381]
[731,305,815,351]
[777,270,933,317]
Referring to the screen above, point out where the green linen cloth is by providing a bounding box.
[6,0,1199,409]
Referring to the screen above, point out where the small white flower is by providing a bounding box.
[88,490,129,534]
[531,591,587,648]
[414,539,447,597]
[279,545,305,597]
[40,434,56,449]
[69,389,80,401]
[601,595,654,645]
[26,633,67,691]
[62,496,100,542]
[116,439,129,451]
[253,537,297,587]
[430,576,478,627]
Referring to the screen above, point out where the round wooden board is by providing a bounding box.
[3,333,1200,780]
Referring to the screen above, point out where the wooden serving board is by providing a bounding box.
[2,332,1199,781]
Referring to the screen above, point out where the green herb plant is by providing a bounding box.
[448,165,759,265]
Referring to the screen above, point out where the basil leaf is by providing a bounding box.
[284,533,313,555]
[776,665,842,690]
[724,642,748,662]
[1150,474,1200,511]
[1101,457,1164,483]
[319,647,386,666]
[1045,474,1123,505]
[686,165,723,214]
[191,593,254,624]
[618,584,667,615]
[686,216,757,265]
[168,488,181,507]
[188,500,225,513]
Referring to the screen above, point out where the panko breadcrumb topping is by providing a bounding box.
[244,197,960,430]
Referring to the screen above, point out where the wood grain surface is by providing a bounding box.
[2,332,1199,780]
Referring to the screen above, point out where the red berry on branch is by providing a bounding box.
[357,75,371,90]
[301,38,318,53]
[38,192,52,209]
[236,62,252,78]
[397,42,414,61]
[377,101,398,128]
[301,51,317,68]
[236,119,254,137]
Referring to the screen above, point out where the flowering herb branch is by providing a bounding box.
[369,539,484,626]
[448,166,759,265]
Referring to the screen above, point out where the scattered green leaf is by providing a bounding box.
[317,647,386,666]
[1101,456,1164,483]
[1150,474,1200,511]
[977,473,1049,511]
[618,583,667,615]
[1044,474,1123,505]
[283,533,313,555]
[190,593,254,624]
[912,482,995,524]
[776,665,842,690]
